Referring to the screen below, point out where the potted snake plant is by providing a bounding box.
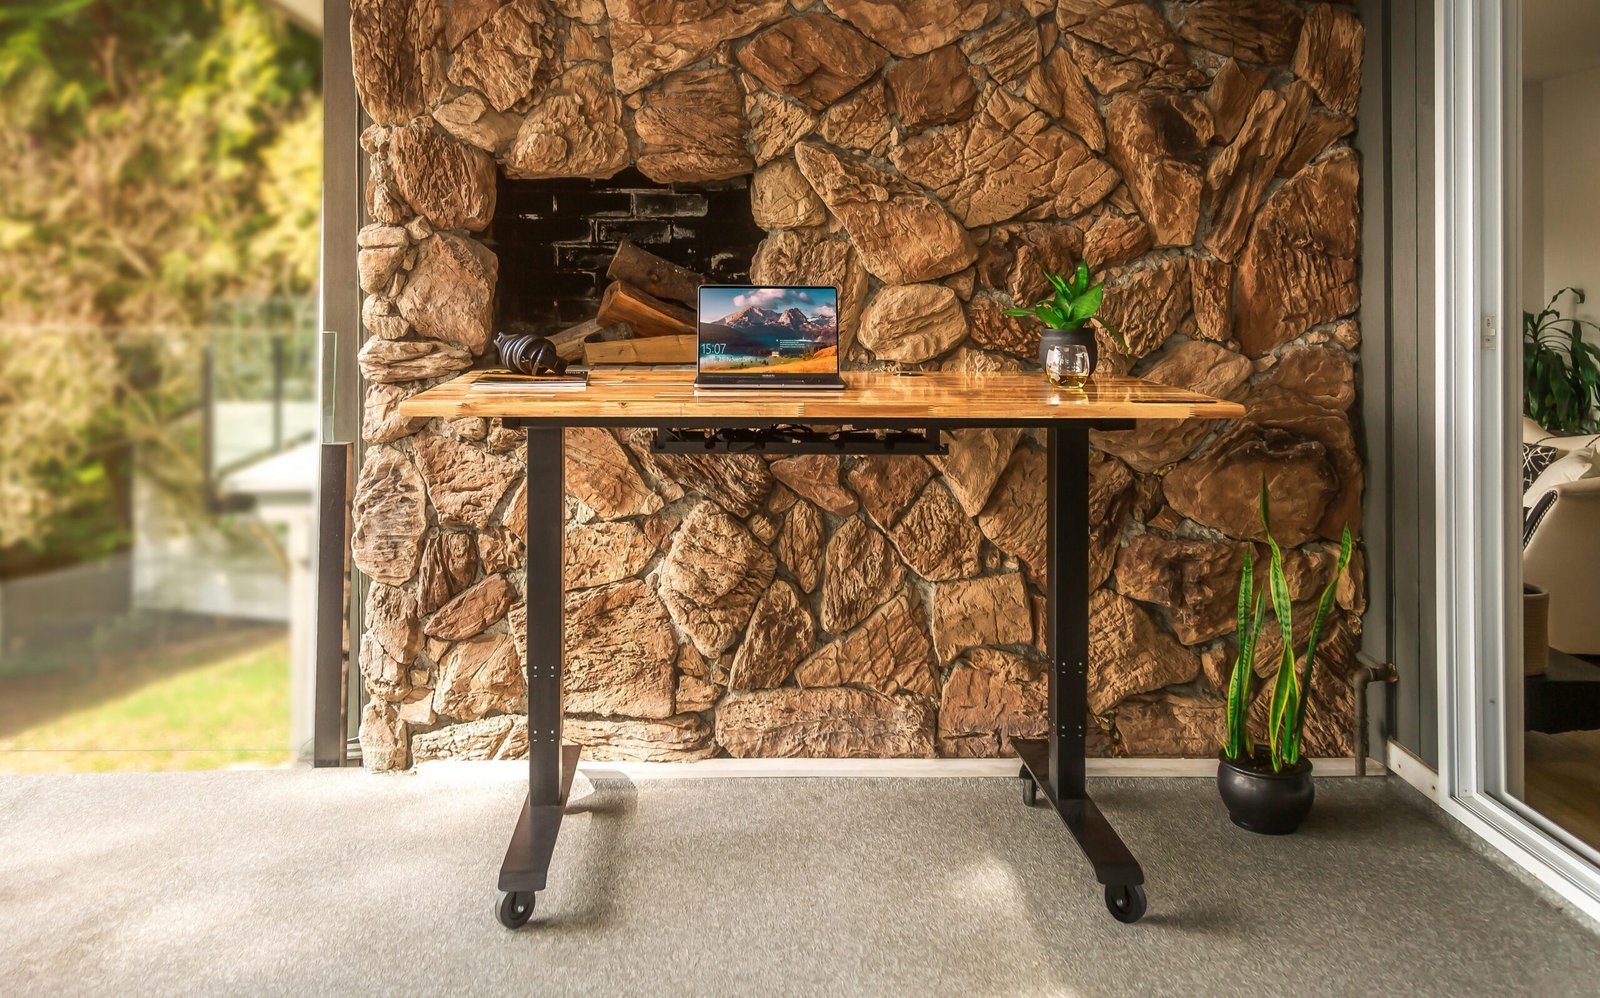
[1004,261,1127,375]
[1218,480,1353,834]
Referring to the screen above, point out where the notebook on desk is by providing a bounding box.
[471,370,589,392]
[694,284,846,390]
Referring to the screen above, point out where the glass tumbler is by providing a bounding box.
[1044,340,1092,389]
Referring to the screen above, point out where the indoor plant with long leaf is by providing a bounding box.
[1004,261,1127,374]
[1524,287,1600,434]
[1218,481,1353,835]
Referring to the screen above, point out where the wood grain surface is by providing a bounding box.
[583,335,697,365]
[397,369,1247,424]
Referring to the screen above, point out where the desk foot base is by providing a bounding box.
[496,743,580,927]
[1012,737,1147,923]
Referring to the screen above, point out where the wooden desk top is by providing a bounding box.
[397,369,1246,426]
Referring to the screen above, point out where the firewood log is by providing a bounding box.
[547,318,629,361]
[596,280,695,337]
[583,334,697,365]
[606,240,704,308]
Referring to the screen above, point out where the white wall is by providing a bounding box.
[1536,66,1600,328]
[1521,81,1544,314]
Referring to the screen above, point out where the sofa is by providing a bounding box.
[1522,418,1600,655]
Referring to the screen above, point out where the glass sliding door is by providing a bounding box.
[1506,0,1600,861]
[1434,0,1600,921]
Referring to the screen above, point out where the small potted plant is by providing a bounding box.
[1218,481,1353,835]
[1004,261,1128,383]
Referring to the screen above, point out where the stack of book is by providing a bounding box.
[469,371,590,392]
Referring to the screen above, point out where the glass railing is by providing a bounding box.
[0,296,317,772]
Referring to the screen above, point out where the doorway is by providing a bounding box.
[1511,0,1600,857]
[1435,0,1600,920]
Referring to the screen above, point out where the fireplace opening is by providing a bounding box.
[490,168,766,334]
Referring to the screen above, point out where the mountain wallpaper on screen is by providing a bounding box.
[699,287,838,372]
[703,305,832,350]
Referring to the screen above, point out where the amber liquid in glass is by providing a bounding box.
[1045,341,1091,389]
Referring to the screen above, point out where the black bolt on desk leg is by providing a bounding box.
[1013,425,1147,924]
[496,427,580,929]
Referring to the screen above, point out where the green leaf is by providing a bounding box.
[1068,284,1103,323]
[1287,526,1354,759]
[1269,644,1297,771]
[1224,547,1257,761]
[1258,479,1300,770]
[1097,318,1128,353]
[1235,547,1254,650]
[1524,287,1600,433]
[1244,603,1264,758]
[1074,261,1090,295]
[1552,371,1573,406]
[1002,307,1037,318]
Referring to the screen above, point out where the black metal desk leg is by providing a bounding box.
[526,428,564,809]
[1012,425,1147,923]
[495,427,579,929]
[1047,424,1090,801]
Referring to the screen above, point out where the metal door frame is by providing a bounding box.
[1433,0,1600,921]
[312,0,362,766]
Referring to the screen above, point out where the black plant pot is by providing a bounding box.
[1038,326,1098,373]
[1217,751,1315,835]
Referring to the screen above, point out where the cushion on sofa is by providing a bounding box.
[1522,415,1600,456]
[1523,442,1560,493]
[1525,447,1598,509]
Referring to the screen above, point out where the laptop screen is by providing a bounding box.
[697,285,839,375]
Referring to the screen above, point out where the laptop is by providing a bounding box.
[695,284,846,389]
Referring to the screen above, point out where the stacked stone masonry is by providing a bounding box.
[350,0,1367,769]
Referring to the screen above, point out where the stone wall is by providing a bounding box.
[349,0,1367,770]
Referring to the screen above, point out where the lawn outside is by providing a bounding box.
[0,631,289,774]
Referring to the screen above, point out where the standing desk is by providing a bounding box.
[399,369,1244,927]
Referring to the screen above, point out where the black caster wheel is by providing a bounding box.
[497,891,536,929]
[1104,883,1147,924]
[1022,776,1039,807]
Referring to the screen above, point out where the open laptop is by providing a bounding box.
[695,284,846,389]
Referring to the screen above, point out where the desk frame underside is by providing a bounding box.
[499,415,1143,904]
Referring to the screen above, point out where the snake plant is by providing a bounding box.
[1222,480,1354,772]
[1003,261,1129,351]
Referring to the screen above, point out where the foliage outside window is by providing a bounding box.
[0,0,320,568]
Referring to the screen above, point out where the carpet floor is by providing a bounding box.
[2,768,1597,997]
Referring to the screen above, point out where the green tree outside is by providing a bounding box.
[0,0,322,568]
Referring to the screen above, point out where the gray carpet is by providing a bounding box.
[2,770,1597,997]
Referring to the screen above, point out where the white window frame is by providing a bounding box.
[1434,0,1600,920]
